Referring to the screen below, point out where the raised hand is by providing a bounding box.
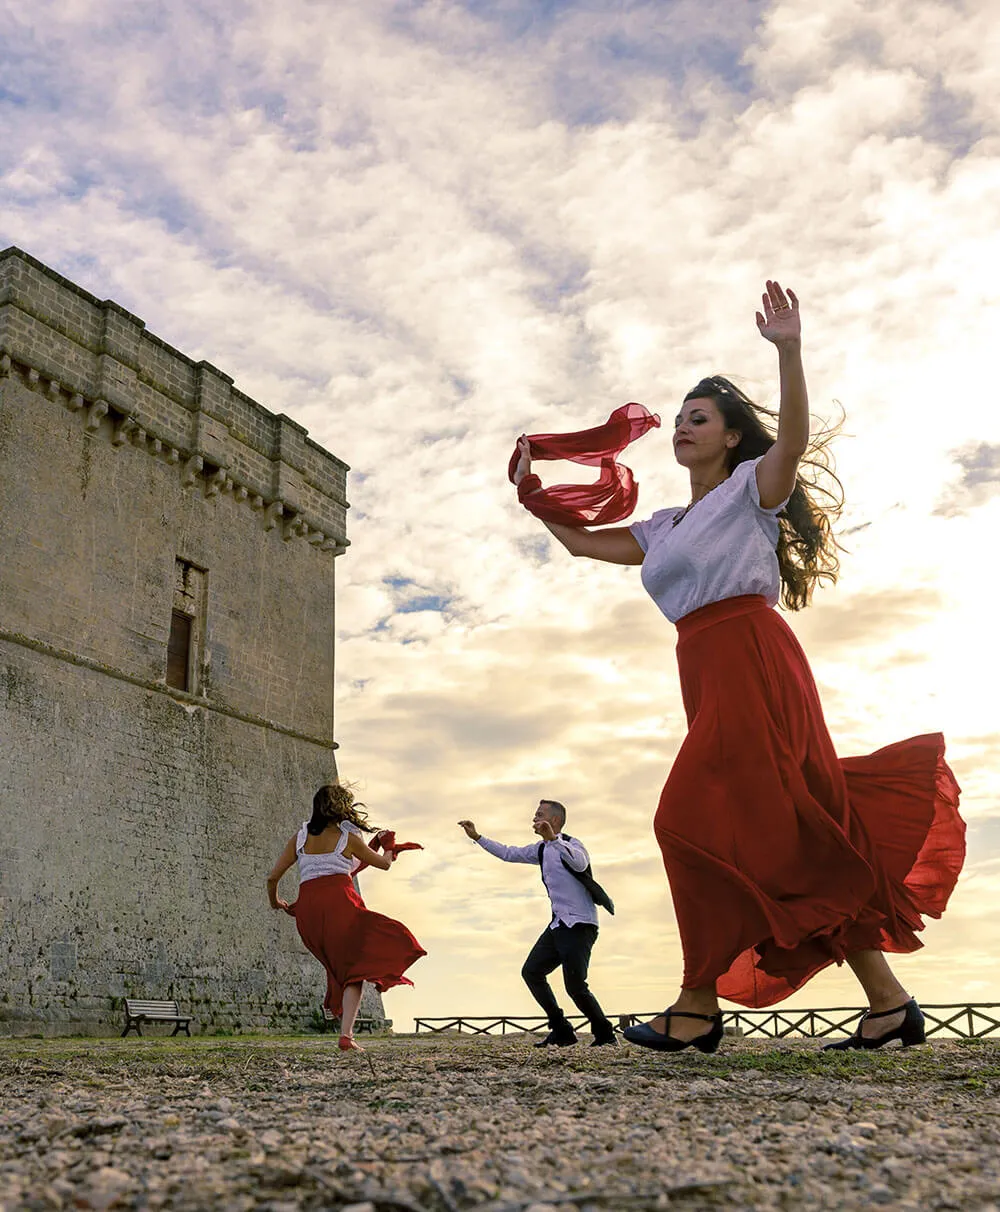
[512,435,532,486]
[458,819,481,840]
[755,280,800,346]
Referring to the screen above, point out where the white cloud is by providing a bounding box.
[3,0,1000,1027]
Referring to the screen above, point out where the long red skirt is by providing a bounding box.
[657,595,965,1008]
[292,874,426,1016]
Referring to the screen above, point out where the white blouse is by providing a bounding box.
[475,833,598,929]
[296,820,362,883]
[629,457,787,624]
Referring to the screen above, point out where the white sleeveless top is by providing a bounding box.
[296,820,362,882]
[629,457,788,624]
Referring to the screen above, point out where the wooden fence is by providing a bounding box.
[414,1004,1000,1041]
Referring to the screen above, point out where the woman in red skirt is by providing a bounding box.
[267,784,425,1051]
[511,280,965,1052]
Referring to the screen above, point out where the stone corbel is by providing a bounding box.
[0,354,10,378]
[307,529,326,546]
[205,467,228,497]
[234,485,248,503]
[320,539,349,556]
[282,514,307,541]
[27,368,40,386]
[48,380,61,400]
[167,447,180,464]
[180,454,204,487]
[151,438,162,454]
[112,416,137,446]
[130,426,147,447]
[67,394,85,411]
[251,494,264,510]
[263,500,284,531]
[85,399,108,431]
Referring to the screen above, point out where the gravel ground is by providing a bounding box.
[2,1032,999,1212]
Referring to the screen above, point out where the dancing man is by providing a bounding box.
[459,800,617,1047]
[509,281,965,1053]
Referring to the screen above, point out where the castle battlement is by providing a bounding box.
[0,247,348,551]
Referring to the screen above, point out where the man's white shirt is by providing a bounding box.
[475,834,599,928]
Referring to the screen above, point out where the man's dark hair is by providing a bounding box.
[540,799,567,831]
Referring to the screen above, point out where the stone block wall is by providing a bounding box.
[0,247,349,549]
[0,643,350,1035]
[0,248,384,1035]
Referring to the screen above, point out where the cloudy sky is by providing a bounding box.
[4,0,1000,1030]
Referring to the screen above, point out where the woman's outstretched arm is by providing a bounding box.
[512,435,645,565]
[754,281,809,510]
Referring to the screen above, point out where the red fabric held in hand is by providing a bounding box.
[354,829,423,875]
[507,402,661,526]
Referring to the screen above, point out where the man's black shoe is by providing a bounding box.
[590,1032,618,1047]
[534,1026,578,1048]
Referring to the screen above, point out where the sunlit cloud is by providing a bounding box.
[935,441,1000,516]
[3,0,999,1027]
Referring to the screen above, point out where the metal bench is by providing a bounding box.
[121,998,192,1037]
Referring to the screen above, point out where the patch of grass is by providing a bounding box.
[2,1033,999,1089]
[368,1098,415,1111]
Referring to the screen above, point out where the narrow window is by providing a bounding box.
[166,610,192,691]
[167,557,207,694]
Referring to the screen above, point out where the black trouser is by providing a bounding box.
[521,923,612,1034]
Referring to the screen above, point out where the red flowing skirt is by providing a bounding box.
[292,874,426,1016]
[656,595,965,1008]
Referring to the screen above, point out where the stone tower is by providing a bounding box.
[0,247,384,1035]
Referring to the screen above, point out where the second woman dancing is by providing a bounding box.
[267,784,425,1051]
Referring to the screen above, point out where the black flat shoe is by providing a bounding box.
[822,999,925,1051]
[622,1009,723,1054]
[590,1033,618,1047]
[534,1026,578,1048]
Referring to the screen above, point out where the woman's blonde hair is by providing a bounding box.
[307,783,377,836]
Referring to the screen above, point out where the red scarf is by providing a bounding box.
[507,402,660,526]
[353,830,423,875]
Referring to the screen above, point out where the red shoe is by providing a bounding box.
[338,1034,364,1052]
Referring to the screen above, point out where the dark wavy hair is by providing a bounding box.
[683,375,844,611]
[307,783,378,836]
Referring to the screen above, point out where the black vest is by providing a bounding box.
[537,835,615,915]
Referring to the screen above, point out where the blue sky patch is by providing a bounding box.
[397,593,452,614]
